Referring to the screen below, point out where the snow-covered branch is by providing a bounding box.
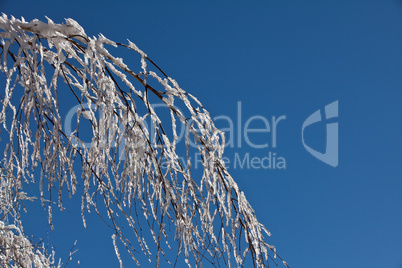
[0,14,288,267]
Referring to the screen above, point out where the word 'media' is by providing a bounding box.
[193,152,286,170]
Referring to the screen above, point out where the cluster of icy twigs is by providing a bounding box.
[0,15,288,267]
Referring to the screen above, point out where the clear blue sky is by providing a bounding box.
[1,1,402,267]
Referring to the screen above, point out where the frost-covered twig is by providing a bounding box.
[0,15,288,267]
[0,220,60,268]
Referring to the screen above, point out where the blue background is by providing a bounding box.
[1,1,401,267]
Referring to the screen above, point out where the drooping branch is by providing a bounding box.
[0,15,288,267]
